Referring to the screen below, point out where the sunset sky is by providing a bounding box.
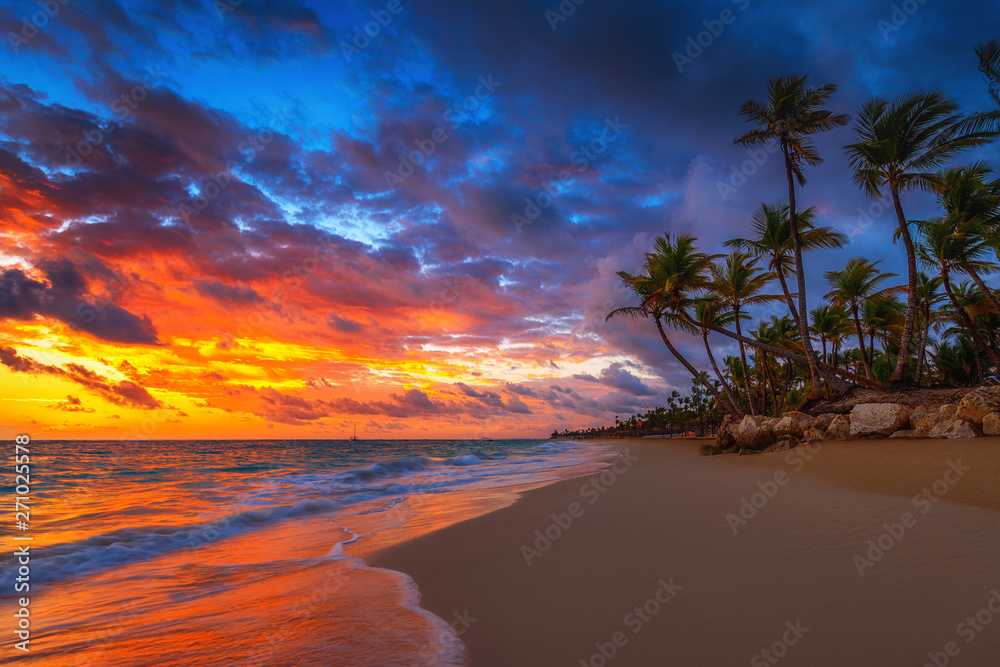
[1,0,996,439]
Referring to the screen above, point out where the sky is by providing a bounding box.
[0,0,997,440]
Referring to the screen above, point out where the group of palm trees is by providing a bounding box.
[608,41,1000,420]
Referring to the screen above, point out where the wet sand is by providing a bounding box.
[372,437,1000,666]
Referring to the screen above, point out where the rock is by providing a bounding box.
[802,427,825,442]
[773,412,814,438]
[915,412,946,436]
[763,437,798,453]
[825,414,851,441]
[956,386,1000,425]
[700,444,724,456]
[812,413,837,431]
[734,415,776,450]
[888,430,924,439]
[717,414,737,448]
[908,405,928,430]
[984,413,1000,437]
[850,403,913,437]
[928,418,982,439]
[938,404,958,419]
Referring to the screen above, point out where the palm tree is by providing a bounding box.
[933,164,1000,317]
[694,297,744,417]
[825,258,898,381]
[709,251,781,414]
[844,92,995,384]
[607,234,742,417]
[809,305,852,365]
[950,40,1000,136]
[915,218,1000,372]
[913,272,945,384]
[861,293,905,368]
[736,74,850,399]
[726,202,847,326]
[631,234,880,390]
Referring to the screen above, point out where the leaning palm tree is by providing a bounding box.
[694,297,744,417]
[606,234,742,417]
[709,251,781,414]
[736,74,850,398]
[825,258,898,381]
[915,218,1000,372]
[843,92,995,384]
[631,234,880,390]
[726,202,846,326]
[933,163,1000,317]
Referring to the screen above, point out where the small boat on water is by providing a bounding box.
[349,424,359,441]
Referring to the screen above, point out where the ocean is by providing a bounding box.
[2,438,612,666]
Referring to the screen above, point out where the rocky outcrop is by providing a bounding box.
[826,414,852,440]
[927,418,982,439]
[849,403,912,437]
[773,411,814,438]
[717,414,737,449]
[763,437,798,453]
[812,413,837,431]
[984,412,1000,437]
[734,415,775,451]
[908,405,928,430]
[713,393,1000,453]
[956,386,1000,425]
[938,404,958,420]
[802,427,825,443]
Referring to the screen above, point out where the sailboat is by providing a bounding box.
[349,424,359,441]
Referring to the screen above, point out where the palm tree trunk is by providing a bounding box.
[942,271,1000,372]
[689,314,882,389]
[775,264,800,325]
[782,142,825,399]
[966,267,1000,320]
[654,316,742,418]
[702,331,744,417]
[733,308,757,415]
[914,316,929,384]
[889,184,917,384]
[851,305,873,379]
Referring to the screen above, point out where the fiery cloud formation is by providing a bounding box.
[0,0,994,438]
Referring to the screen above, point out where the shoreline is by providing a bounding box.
[372,437,1000,666]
